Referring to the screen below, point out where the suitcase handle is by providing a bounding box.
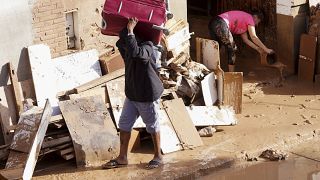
[118,1,123,14]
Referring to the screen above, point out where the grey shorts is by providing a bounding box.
[118,98,160,134]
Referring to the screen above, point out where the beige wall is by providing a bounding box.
[169,0,188,21]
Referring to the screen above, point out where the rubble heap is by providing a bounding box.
[309,3,320,36]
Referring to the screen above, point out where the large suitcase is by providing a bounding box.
[101,0,167,44]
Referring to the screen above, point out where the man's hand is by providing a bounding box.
[127,17,138,34]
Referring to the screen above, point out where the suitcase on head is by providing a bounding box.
[101,0,167,44]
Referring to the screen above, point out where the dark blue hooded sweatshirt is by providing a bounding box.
[116,29,163,102]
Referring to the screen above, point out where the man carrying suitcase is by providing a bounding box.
[103,17,164,170]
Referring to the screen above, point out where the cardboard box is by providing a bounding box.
[99,51,125,75]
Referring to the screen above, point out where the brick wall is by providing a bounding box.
[32,0,67,57]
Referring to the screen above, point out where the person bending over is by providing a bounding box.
[208,10,274,72]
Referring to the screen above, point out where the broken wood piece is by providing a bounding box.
[128,130,140,152]
[196,38,220,70]
[74,68,125,94]
[186,106,237,126]
[223,72,243,114]
[3,100,52,180]
[58,147,74,156]
[42,135,71,149]
[7,62,23,119]
[163,98,203,150]
[62,152,75,161]
[0,168,24,180]
[99,51,125,75]
[201,72,218,106]
[50,114,63,123]
[59,96,119,167]
[40,143,72,156]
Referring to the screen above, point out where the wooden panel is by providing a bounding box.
[298,34,317,81]
[59,96,119,167]
[75,68,125,94]
[28,44,102,115]
[316,36,320,75]
[163,98,203,149]
[186,106,237,126]
[7,63,23,118]
[4,100,52,180]
[28,44,56,111]
[201,72,217,106]
[223,72,243,114]
[195,38,220,70]
[277,14,307,74]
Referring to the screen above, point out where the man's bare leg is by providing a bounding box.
[115,130,131,164]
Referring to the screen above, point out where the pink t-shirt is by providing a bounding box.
[219,11,255,35]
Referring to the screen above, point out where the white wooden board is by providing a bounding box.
[201,39,220,70]
[28,44,56,113]
[28,44,101,115]
[186,106,237,126]
[53,49,101,92]
[166,23,191,50]
[201,72,217,106]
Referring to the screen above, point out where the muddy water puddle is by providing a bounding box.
[201,157,320,180]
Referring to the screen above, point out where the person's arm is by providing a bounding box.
[241,32,262,53]
[126,17,153,60]
[247,25,274,54]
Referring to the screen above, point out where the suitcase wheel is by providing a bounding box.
[101,19,107,30]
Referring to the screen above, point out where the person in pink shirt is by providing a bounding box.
[208,10,274,72]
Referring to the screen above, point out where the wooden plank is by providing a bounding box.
[50,114,63,123]
[201,38,220,70]
[59,96,119,167]
[58,147,74,156]
[0,85,17,144]
[9,107,43,153]
[28,44,56,112]
[196,37,202,63]
[0,168,23,180]
[7,62,23,118]
[41,136,71,149]
[298,34,317,81]
[40,143,72,156]
[186,106,237,126]
[163,98,203,149]
[62,152,75,160]
[201,72,218,106]
[75,68,125,94]
[223,72,243,114]
[128,130,140,152]
[4,100,52,180]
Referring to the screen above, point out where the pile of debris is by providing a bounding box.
[0,18,240,179]
[309,3,320,36]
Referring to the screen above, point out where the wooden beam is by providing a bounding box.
[57,147,74,156]
[74,68,125,94]
[42,136,72,149]
[62,153,75,161]
[7,62,23,120]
